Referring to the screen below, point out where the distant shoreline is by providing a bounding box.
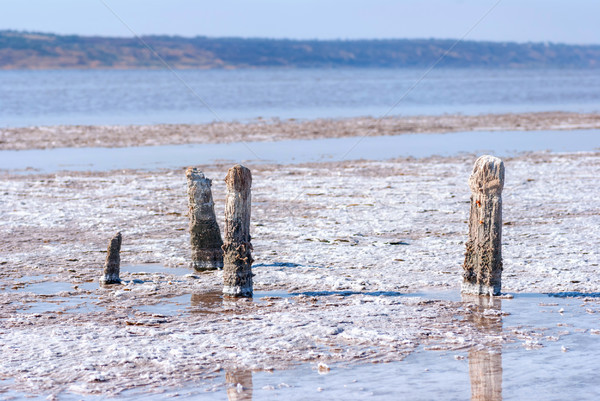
[2,111,600,151]
[2,30,600,70]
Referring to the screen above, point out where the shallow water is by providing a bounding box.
[135,292,600,400]
[124,263,193,276]
[16,295,103,314]
[24,281,74,295]
[2,68,600,127]
[135,290,294,316]
[3,291,600,399]
[2,129,599,173]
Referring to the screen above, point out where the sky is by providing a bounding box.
[1,0,599,45]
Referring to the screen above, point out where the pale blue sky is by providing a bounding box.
[1,0,599,44]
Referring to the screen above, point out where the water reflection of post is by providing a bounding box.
[226,370,253,401]
[462,295,503,401]
[190,292,223,314]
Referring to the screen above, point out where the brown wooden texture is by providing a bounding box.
[462,155,505,296]
[186,167,223,271]
[222,165,253,297]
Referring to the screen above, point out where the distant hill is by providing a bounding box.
[1,30,600,70]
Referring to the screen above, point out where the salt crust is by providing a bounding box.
[0,151,599,396]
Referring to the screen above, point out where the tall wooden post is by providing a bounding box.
[186,167,223,271]
[222,165,253,297]
[101,232,122,284]
[462,155,505,296]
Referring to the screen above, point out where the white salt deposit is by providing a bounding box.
[0,151,599,397]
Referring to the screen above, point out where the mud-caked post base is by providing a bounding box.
[222,165,254,297]
[462,155,505,296]
[100,232,122,284]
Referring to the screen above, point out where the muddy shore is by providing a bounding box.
[2,111,600,150]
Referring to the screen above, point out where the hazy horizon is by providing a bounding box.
[1,0,599,45]
[5,29,600,47]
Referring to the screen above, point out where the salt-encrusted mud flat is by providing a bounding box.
[2,111,600,150]
[1,151,599,397]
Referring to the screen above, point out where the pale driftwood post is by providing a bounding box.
[222,165,253,297]
[186,167,224,271]
[101,232,122,284]
[462,155,504,296]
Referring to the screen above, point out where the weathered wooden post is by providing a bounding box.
[186,167,224,271]
[222,165,253,297]
[100,232,122,284]
[462,155,505,296]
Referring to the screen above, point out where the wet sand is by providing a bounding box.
[1,151,599,396]
[2,111,600,150]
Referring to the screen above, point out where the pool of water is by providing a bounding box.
[11,278,99,294]
[1,129,599,173]
[135,290,294,316]
[23,281,75,295]
[16,296,104,314]
[124,263,194,277]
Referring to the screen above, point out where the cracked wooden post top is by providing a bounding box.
[222,165,254,297]
[100,232,121,284]
[468,155,505,196]
[462,155,505,296]
[186,167,224,271]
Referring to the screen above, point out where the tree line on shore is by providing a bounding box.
[1,30,599,70]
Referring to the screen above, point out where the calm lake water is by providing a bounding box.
[1,68,600,127]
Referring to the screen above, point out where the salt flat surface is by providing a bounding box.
[0,151,599,398]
